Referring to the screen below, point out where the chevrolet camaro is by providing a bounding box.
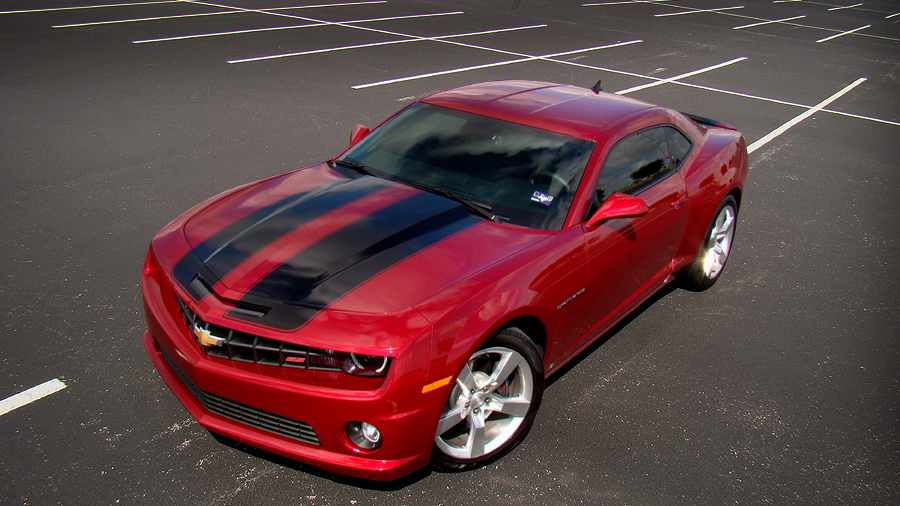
[142,80,748,481]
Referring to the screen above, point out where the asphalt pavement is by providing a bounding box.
[1,0,898,504]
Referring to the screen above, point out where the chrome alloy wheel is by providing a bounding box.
[435,347,534,460]
[702,204,736,279]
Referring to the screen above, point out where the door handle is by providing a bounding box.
[671,192,688,208]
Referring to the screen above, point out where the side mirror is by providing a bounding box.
[585,193,649,228]
[349,124,370,147]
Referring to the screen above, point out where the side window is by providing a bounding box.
[593,127,672,206]
[664,126,692,166]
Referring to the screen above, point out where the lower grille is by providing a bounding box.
[160,347,321,446]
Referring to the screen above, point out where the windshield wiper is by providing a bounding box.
[331,160,498,222]
[399,180,499,223]
[330,159,382,178]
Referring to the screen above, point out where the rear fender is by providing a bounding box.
[674,134,748,268]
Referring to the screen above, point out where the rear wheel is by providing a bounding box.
[432,328,544,471]
[683,195,738,291]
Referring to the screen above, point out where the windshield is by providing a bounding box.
[337,103,594,231]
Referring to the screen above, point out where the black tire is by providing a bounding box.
[432,328,544,472]
[683,195,738,291]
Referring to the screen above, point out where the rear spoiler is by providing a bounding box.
[682,112,737,131]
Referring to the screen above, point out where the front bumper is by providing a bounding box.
[143,332,435,481]
[142,254,442,482]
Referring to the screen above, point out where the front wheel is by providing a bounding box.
[432,328,544,472]
[683,195,738,291]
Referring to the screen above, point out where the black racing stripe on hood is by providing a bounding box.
[172,251,218,303]
[227,191,479,330]
[201,176,394,281]
[173,176,389,300]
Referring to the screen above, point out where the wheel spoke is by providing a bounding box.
[487,351,523,391]
[464,410,486,458]
[720,212,734,233]
[491,395,531,417]
[455,363,478,393]
[435,405,465,436]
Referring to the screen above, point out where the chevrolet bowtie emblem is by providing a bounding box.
[193,323,225,347]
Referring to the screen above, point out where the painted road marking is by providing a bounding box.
[816,24,871,42]
[582,0,675,6]
[733,15,806,30]
[56,10,235,28]
[133,12,464,43]
[673,80,899,127]
[228,24,545,63]
[828,3,863,11]
[655,6,744,17]
[615,57,747,95]
[352,41,642,89]
[0,0,175,15]
[626,2,900,43]
[54,1,386,28]
[0,379,67,417]
[747,78,867,154]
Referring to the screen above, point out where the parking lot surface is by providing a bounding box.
[1,0,898,504]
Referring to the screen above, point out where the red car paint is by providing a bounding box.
[142,81,748,481]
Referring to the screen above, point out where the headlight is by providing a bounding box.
[342,353,390,377]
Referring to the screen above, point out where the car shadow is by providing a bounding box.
[546,281,679,388]
[209,431,434,490]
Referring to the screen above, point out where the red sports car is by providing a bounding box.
[142,80,748,481]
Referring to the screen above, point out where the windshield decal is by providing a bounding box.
[531,191,554,206]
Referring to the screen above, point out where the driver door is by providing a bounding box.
[580,126,689,334]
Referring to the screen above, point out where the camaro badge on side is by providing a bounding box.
[193,323,225,347]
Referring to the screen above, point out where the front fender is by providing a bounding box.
[427,288,545,386]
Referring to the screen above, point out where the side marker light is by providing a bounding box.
[422,376,453,394]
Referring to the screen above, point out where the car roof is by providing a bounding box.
[419,80,658,140]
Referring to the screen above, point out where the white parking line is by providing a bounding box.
[816,24,870,42]
[631,1,900,43]
[655,6,744,17]
[827,2,863,11]
[747,78,867,154]
[0,379,67,417]
[887,12,900,19]
[733,15,806,30]
[352,41,642,89]
[615,57,747,95]
[228,24,545,63]
[673,80,900,127]
[133,12,464,43]
[0,0,174,15]
[582,0,674,6]
[56,10,234,28]
[55,1,386,28]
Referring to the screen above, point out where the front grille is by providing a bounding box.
[160,347,321,446]
[177,299,343,372]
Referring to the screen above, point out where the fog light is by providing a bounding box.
[347,421,383,449]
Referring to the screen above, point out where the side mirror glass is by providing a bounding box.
[350,124,370,147]
[585,193,649,228]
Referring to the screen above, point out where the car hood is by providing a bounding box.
[174,164,548,331]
